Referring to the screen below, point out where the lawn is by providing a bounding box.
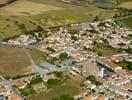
[0,45,32,77]
[29,79,82,100]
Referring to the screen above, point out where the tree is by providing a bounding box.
[47,47,55,52]
[93,15,99,21]
[97,51,103,56]
[86,75,102,85]
[127,62,132,70]
[113,13,118,18]
[36,26,43,32]
[54,71,63,78]
[126,48,132,54]
[71,35,78,41]
[19,24,26,29]
[59,52,68,61]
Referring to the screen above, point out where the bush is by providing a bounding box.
[54,71,63,78]
[47,79,61,87]
[47,47,55,52]
[71,35,78,41]
[97,51,103,56]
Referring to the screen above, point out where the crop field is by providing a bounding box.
[0,1,62,16]
[0,45,32,77]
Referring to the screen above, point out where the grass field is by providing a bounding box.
[118,2,132,10]
[28,49,48,64]
[0,0,117,40]
[118,16,132,29]
[0,45,31,77]
[28,0,116,27]
[0,15,38,40]
[0,1,62,16]
[29,79,82,100]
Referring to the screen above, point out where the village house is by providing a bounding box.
[0,86,11,96]
[8,93,22,100]
[15,81,27,89]
[70,50,87,62]
[43,73,56,82]
[110,77,130,87]
[97,59,122,72]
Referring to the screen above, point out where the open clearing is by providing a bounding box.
[0,1,62,15]
[29,79,82,100]
[118,2,132,10]
[0,45,32,77]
